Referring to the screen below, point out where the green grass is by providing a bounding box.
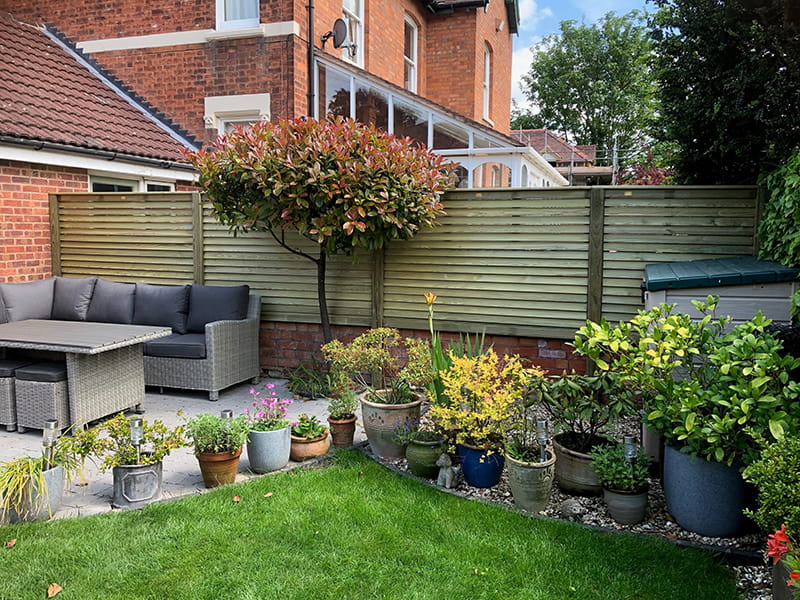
[0,451,738,600]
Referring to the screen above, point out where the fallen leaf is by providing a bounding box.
[263,492,273,498]
[232,496,241,503]
[5,539,16,549]
[47,583,62,598]
[358,471,364,476]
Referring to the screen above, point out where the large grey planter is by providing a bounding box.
[361,396,422,459]
[112,461,163,509]
[506,450,556,514]
[662,444,749,537]
[6,465,64,523]
[247,427,291,474]
[603,487,648,525]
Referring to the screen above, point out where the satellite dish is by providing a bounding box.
[331,18,348,48]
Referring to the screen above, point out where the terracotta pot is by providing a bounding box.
[328,416,357,448]
[360,394,422,459]
[290,431,331,461]
[196,447,242,488]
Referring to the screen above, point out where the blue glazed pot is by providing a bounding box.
[457,444,504,488]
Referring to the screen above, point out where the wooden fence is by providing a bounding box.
[50,185,761,340]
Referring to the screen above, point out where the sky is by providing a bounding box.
[511,0,651,107]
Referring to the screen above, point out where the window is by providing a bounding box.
[342,0,363,66]
[403,17,418,93]
[145,181,175,192]
[90,176,136,192]
[204,94,271,134]
[483,43,492,122]
[217,0,259,30]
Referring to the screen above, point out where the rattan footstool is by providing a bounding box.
[0,359,32,432]
[15,361,70,433]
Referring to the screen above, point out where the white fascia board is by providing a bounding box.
[0,145,198,183]
[437,146,569,186]
[77,22,300,53]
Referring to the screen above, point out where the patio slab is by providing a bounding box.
[0,378,366,520]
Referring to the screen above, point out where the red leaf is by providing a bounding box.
[232,496,241,503]
[47,583,62,598]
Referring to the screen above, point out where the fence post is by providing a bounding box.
[371,248,385,328]
[49,194,62,277]
[753,186,766,256]
[192,192,205,284]
[587,187,606,324]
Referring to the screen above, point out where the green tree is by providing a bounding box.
[516,11,657,160]
[187,117,452,342]
[651,0,800,184]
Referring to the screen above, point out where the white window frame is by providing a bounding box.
[342,0,364,67]
[403,16,418,93]
[216,0,260,31]
[204,93,271,134]
[89,175,176,192]
[483,43,492,122]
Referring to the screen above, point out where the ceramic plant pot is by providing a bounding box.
[328,416,357,449]
[360,395,422,459]
[290,431,331,462]
[112,461,163,509]
[603,486,649,525]
[196,447,242,488]
[405,438,445,479]
[552,433,606,496]
[506,450,556,514]
[457,444,504,488]
[773,559,796,600]
[247,426,291,474]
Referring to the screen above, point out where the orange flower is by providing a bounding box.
[424,292,437,306]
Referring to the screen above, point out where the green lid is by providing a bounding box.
[643,257,800,291]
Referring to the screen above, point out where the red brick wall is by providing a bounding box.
[259,321,586,377]
[0,160,87,282]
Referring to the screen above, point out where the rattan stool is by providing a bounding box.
[15,361,70,433]
[0,359,32,432]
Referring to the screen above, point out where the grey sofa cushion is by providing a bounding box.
[15,361,67,382]
[52,276,97,321]
[87,279,136,324]
[0,359,32,377]
[186,284,250,333]
[0,278,55,322]
[133,283,190,334]
[143,333,206,359]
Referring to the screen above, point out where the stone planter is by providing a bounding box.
[328,416,357,449]
[552,433,607,495]
[603,486,649,525]
[5,465,64,523]
[506,449,556,514]
[112,461,163,509]
[196,447,242,488]
[290,432,331,462]
[247,427,291,474]
[405,438,445,479]
[360,395,422,459]
[773,559,796,600]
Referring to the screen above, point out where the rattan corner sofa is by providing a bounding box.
[0,276,261,401]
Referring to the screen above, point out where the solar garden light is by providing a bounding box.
[221,409,233,429]
[535,418,548,463]
[623,434,637,478]
[42,419,59,470]
[130,416,144,463]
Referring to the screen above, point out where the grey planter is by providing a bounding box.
[552,433,604,495]
[506,450,556,514]
[247,427,291,474]
[6,465,65,523]
[773,559,795,600]
[112,462,163,509]
[603,487,648,525]
[662,444,749,537]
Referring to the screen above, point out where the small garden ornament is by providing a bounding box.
[436,453,458,489]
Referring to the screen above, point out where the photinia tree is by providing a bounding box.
[186,117,453,342]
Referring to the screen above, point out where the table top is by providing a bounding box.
[0,320,172,354]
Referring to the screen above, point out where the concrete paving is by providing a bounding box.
[0,378,367,520]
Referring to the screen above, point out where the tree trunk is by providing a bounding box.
[317,249,332,343]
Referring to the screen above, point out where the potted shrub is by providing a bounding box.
[394,420,445,479]
[186,412,249,488]
[429,349,539,488]
[290,413,330,461]
[244,383,293,474]
[532,370,634,495]
[743,434,800,599]
[327,371,359,449]
[590,439,651,525]
[574,297,800,537]
[322,328,433,459]
[70,413,186,509]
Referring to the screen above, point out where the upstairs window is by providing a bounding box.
[483,43,492,122]
[217,0,260,30]
[403,17,418,93]
[342,0,363,66]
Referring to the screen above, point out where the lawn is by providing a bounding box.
[0,451,739,600]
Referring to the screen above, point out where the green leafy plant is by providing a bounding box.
[505,401,550,463]
[590,443,650,492]
[285,359,332,399]
[743,435,800,537]
[328,391,358,421]
[187,117,454,342]
[185,413,249,454]
[244,383,293,432]
[291,414,327,440]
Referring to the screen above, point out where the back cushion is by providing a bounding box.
[86,279,136,324]
[51,276,97,321]
[0,278,55,322]
[186,284,250,333]
[133,283,190,334]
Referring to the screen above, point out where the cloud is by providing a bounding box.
[512,0,554,106]
[518,0,553,29]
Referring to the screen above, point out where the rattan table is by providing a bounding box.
[0,320,171,428]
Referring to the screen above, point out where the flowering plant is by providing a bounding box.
[291,414,327,440]
[244,383,293,432]
[768,525,800,593]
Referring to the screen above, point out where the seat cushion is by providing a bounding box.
[0,359,32,377]
[87,279,136,324]
[143,333,206,359]
[52,276,97,321]
[0,278,55,322]
[133,283,190,334]
[15,361,67,382]
[186,284,250,333]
